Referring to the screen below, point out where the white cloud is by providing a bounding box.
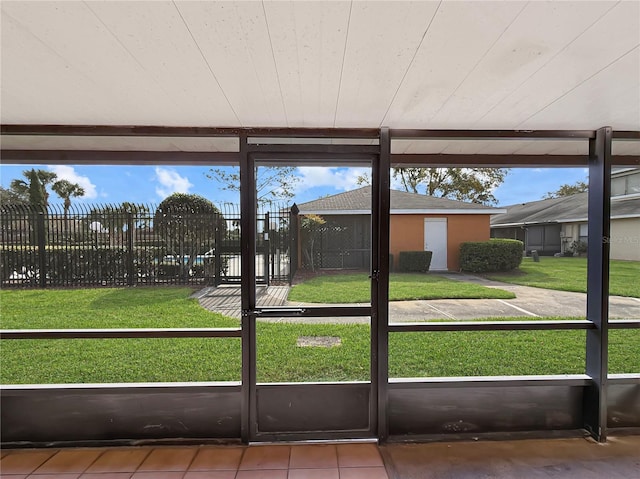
[48,166,97,199]
[155,167,193,198]
[296,167,370,192]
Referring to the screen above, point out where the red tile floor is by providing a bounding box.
[0,443,388,479]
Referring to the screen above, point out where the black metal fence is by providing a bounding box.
[0,202,295,288]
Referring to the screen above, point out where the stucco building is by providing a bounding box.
[296,186,505,271]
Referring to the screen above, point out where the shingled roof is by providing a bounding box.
[491,192,640,227]
[296,186,504,215]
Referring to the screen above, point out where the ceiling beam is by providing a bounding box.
[246,144,380,154]
[389,129,596,140]
[0,124,380,139]
[0,150,239,165]
[612,131,640,140]
[391,154,639,167]
[2,150,638,167]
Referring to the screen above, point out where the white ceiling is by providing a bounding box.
[1,0,639,134]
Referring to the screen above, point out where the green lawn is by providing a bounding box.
[1,288,638,384]
[486,257,640,297]
[288,273,515,303]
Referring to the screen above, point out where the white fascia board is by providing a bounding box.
[491,223,528,228]
[299,209,505,215]
[557,214,640,223]
[555,218,587,224]
[391,208,506,215]
[492,221,560,227]
[611,167,637,177]
[493,215,640,228]
[612,193,640,200]
[298,210,366,215]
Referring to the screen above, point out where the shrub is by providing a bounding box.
[570,240,587,255]
[154,193,225,279]
[398,251,432,272]
[460,239,523,273]
[1,246,165,284]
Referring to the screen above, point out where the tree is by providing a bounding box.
[9,168,58,209]
[544,180,588,199]
[300,214,326,272]
[0,186,29,207]
[7,169,58,247]
[357,167,508,205]
[206,166,300,205]
[52,179,85,219]
[154,193,226,279]
[86,202,150,247]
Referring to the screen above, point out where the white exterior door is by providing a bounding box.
[424,218,448,270]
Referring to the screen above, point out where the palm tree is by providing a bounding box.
[9,169,58,209]
[52,179,85,219]
[8,169,58,246]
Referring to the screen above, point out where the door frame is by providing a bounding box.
[239,135,390,442]
[424,217,448,271]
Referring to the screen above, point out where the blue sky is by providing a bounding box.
[0,164,588,208]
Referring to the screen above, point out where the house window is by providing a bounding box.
[628,172,640,195]
[611,171,640,196]
[611,177,626,196]
[579,224,588,244]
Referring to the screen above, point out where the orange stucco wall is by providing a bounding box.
[389,214,491,271]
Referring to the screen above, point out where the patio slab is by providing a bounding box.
[381,435,640,479]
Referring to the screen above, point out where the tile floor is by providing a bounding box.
[0,443,388,479]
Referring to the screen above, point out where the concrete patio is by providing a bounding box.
[1,436,639,478]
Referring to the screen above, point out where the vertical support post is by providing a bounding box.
[372,127,391,442]
[264,211,270,286]
[214,218,222,287]
[584,126,612,442]
[289,204,299,286]
[37,211,47,288]
[240,133,257,443]
[127,211,134,286]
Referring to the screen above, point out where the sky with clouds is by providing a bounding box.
[0,163,588,209]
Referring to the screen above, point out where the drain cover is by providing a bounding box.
[296,336,342,348]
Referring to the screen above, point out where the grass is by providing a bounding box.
[0,287,239,329]
[287,273,515,303]
[486,257,640,297]
[1,287,638,384]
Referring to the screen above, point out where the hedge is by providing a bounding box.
[459,239,523,273]
[398,251,433,273]
[0,246,209,284]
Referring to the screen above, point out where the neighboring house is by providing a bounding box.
[491,168,640,260]
[295,186,505,271]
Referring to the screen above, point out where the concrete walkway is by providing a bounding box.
[195,274,640,323]
[388,272,640,322]
[193,284,290,319]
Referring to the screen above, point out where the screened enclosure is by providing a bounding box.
[1,126,638,446]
